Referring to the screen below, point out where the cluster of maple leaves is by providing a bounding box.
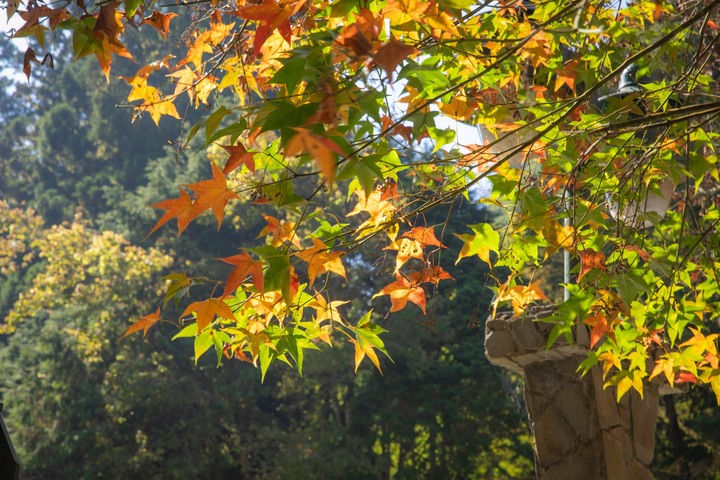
[8,0,720,401]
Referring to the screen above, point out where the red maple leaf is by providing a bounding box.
[373,39,415,81]
[578,248,607,282]
[402,226,445,248]
[186,162,240,229]
[144,11,179,40]
[149,189,196,236]
[120,307,162,339]
[221,143,256,174]
[295,238,347,286]
[234,0,305,56]
[218,251,265,297]
[373,275,426,314]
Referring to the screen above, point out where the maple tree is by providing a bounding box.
[5,0,720,403]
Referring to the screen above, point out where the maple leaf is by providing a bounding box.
[554,60,578,95]
[351,337,383,373]
[381,181,399,200]
[181,298,235,332]
[347,189,397,239]
[542,219,575,252]
[178,21,235,69]
[89,1,134,80]
[186,162,240,229]
[374,39,415,81]
[583,313,610,349]
[402,226,445,248]
[373,275,427,314]
[144,11,178,40]
[336,24,373,56]
[578,248,607,282]
[121,307,162,339]
[407,265,453,285]
[221,143,256,174]
[167,66,198,101]
[622,245,651,261]
[23,47,38,79]
[149,189,196,236]
[234,0,305,56]
[218,251,265,297]
[295,238,347,286]
[285,128,345,184]
[385,237,424,272]
[123,74,181,125]
[164,272,192,306]
[309,293,349,324]
[335,8,381,56]
[258,215,300,247]
[493,280,550,317]
[675,371,698,384]
[649,354,676,387]
[454,223,500,267]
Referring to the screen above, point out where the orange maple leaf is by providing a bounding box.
[181,298,235,332]
[90,2,134,80]
[401,226,445,248]
[234,0,305,56]
[373,39,415,81]
[144,11,178,40]
[285,128,345,184]
[257,215,300,247]
[493,280,550,316]
[584,313,610,349]
[577,248,607,282]
[347,189,397,230]
[186,162,240,229]
[221,143,256,174]
[407,265,453,285]
[218,251,265,297]
[310,293,349,325]
[121,307,161,339]
[295,238,347,286]
[373,275,427,314]
[149,189,197,236]
[554,60,578,95]
[335,8,381,56]
[385,237,424,272]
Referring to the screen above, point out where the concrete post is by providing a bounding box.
[485,307,660,479]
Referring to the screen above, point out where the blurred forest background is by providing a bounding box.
[0,25,718,480]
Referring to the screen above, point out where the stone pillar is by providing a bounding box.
[485,307,659,479]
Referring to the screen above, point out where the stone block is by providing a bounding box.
[602,427,630,480]
[628,460,654,480]
[511,318,547,351]
[488,356,522,373]
[532,406,577,462]
[632,386,659,466]
[484,329,517,360]
[591,368,621,429]
[514,352,543,368]
[540,443,602,480]
[556,382,593,438]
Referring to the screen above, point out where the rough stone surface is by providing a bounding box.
[511,318,547,350]
[485,308,662,479]
[633,386,660,465]
[541,443,602,480]
[484,329,516,359]
[628,460,655,480]
[592,367,621,429]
